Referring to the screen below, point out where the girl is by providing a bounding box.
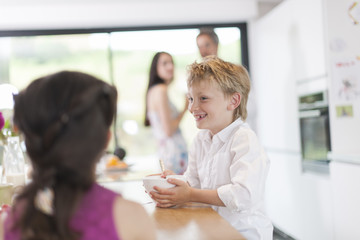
[0,71,156,240]
[144,52,188,174]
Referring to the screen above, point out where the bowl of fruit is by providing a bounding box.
[102,154,128,172]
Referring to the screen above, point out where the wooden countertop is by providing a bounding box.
[147,202,245,240]
[101,180,245,240]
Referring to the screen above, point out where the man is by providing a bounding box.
[196,28,219,58]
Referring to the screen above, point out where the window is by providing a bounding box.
[0,25,246,159]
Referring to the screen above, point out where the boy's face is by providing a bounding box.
[187,79,234,135]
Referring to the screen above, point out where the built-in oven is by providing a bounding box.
[298,91,331,173]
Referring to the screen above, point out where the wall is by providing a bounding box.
[248,0,334,239]
[0,0,257,31]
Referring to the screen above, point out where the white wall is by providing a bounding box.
[249,0,334,239]
[0,0,257,31]
[249,0,327,153]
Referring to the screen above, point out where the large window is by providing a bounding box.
[5,34,111,90]
[0,25,246,159]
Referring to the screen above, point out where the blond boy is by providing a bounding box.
[151,56,273,239]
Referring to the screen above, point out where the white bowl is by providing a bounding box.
[142,175,186,193]
[166,175,187,182]
[143,175,174,193]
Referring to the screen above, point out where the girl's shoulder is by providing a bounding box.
[113,197,156,240]
[149,83,167,93]
[148,84,168,101]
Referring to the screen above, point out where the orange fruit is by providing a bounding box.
[106,155,128,169]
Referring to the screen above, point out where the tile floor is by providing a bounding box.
[273,228,296,240]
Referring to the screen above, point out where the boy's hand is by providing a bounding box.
[160,169,175,178]
[150,178,191,208]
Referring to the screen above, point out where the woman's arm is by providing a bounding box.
[149,85,187,137]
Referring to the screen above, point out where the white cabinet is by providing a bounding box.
[250,0,326,152]
[330,161,360,239]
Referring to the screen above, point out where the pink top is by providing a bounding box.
[5,184,121,240]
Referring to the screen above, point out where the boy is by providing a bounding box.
[151,56,273,239]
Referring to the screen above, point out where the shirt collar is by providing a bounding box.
[203,118,245,144]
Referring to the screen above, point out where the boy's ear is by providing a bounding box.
[227,92,241,110]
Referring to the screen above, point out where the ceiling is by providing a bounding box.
[0,0,284,31]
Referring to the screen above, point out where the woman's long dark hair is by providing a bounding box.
[144,52,170,126]
[12,71,117,240]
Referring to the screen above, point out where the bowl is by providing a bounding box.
[166,175,187,182]
[143,175,186,193]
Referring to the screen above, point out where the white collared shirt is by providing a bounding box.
[184,118,273,240]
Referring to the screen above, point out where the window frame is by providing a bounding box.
[0,23,250,156]
[0,23,249,73]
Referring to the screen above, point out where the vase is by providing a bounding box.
[2,136,25,186]
[0,144,3,183]
[0,144,3,166]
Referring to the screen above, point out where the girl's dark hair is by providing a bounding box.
[12,71,117,240]
[144,52,170,126]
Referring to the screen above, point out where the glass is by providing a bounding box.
[7,33,110,90]
[2,136,25,186]
[300,115,331,161]
[0,183,13,205]
[4,27,242,159]
[111,27,241,157]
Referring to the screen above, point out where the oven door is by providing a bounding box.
[299,108,331,173]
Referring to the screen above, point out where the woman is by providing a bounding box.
[144,52,188,174]
[0,71,156,240]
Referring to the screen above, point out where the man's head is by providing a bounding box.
[196,28,219,58]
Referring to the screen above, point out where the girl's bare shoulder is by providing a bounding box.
[113,196,156,240]
[148,84,168,107]
[149,84,167,94]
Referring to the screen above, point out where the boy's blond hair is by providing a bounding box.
[187,56,251,121]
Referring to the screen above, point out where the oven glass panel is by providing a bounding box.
[300,115,331,161]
